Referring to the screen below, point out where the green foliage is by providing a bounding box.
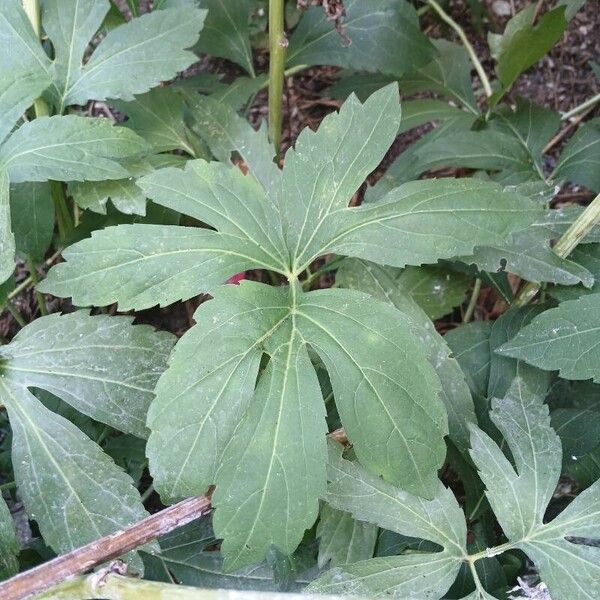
[0,312,174,560]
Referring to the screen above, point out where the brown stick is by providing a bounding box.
[0,496,212,600]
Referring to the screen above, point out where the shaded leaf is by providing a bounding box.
[288,0,435,76]
[10,182,54,262]
[308,441,466,598]
[196,0,254,75]
[317,505,377,568]
[0,170,14,285]
[0,495,18,580]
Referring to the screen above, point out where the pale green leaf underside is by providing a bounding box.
[0,116,148,184]
[498,293,600,382]
[0,311,174,437]
[0,379,149,557]
[43,0,206,110]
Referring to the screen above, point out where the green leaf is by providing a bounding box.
[0,116,148,183]
[470,377,600,600]
[69,177,148,216]
[0,311,174,437]
[38,225,273,310]
[185,95,281,202]
[317,505,377,568]
[498,293,600,382]
[336,259,476,455]
[553,119,600,192]
[398,99,468,134]
[489,98,560,175]
[281,84,401,271]
[490,5,568,100]
[296,289,448,497]
[308,441,466,598]
[43,1,206,111]
[10,182,54,262]
[552,406,600,462]
[460,226,594,288]
[0,495,19,580]
[0,1,52,142]
[287,0,435,76]
[0,379,149,557]
[398,40,478,113]
[111,88,197,155]
[550,243,600,301]
[195,0,254,75]
[321,179,542,272]
[0,170,14,285]
[393,265,470,320]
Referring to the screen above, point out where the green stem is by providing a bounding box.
[515,192,600,306]
[561,92,600,121]
[463,278,482,323]
[268,0,287,156]
[425,0,493,98]
[50,181,73,242]
[7,248,63,301]
[26,258,48,316]
[6,302,25,328]
[0,481,16,493]
[33,573,353,600]
[22,0,50,118]
[140,484,154,504]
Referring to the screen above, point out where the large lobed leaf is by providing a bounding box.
[42,0,206,112]
[42,84,544,569]
[0,312,174,558]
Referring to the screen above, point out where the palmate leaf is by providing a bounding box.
[0,312,174,558]
[287,0,435,76]
[43,84,543,568]
[308,441,467,598]
[42,0,206,112]
[498,293,600,383]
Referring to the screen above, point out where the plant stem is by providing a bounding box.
[561,92,600,121]
[140,484,154,504]
[425,0,493,98]
[7,248,63,301]
[268,0,287,156]
[22,0,50,118]
[463,278,482,323]
[6,303,25,328]
[0,481,16,493]
[515,192,600,306]
[33,573,354,600]
[23,0,73,239]
[27,258,48,316]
